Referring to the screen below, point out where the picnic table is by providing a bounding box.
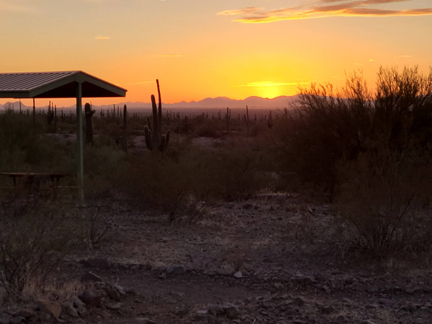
[0,172,69,199]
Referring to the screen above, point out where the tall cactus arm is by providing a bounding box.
[144,126,153,150]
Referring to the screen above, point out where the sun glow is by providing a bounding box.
[0,0,430,105]
[257,86,284,99]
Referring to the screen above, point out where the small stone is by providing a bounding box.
[273,282,284,289]
[79,289,102,308]
[196,310,208,316]
[107,303,121,310]
[37,299,62,318]
[145,320,157,324]
[234,271,243,279]
[73,296,86,309]
[167,265,186,275]
[175,307,189,317]
[336,314,346,322]
[62,302,79,318]
[223,303,239,319]
[104,286,122,301]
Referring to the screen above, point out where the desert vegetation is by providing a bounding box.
[276,66,432,257]
[1,68,432,323]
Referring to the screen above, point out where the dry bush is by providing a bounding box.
[335,147,432,257]
[277,66,432,199]
[192,118,221,138]
[213,144,265,199]
[168,195,209,224]
[275,66,432,258]
[81,143,127,198]
[80,205,113,249]
[276,74,373,196]
[124,153,191,215]
[0,199,82,299]
[123,139,267,222]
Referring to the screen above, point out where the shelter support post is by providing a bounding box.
[76,82,84,202]
[32,98,35,125]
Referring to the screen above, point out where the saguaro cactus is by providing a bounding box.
[122,104,128,153]
[85,103,96,145]
[144,80,170,152]
[246,105,250,134]
[267,110,274,129]
[225,107,231,133]
[47,102,54,125]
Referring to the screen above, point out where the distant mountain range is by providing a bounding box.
[163,95,299,109]
[0,95,299,111]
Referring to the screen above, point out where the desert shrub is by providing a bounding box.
[276,66,432,258]
[0,199,82,298]
[210,143,265,199]
[164,135,192,164]
[124,153,191,217]
[168,195,209,224]
[193,120,220,138]
[80,205,113,248]
[277,66,432,198]
[82,142,126,197]
[249,122,267,137]
[0,110,44,172]
[335,146,432,257]
[123,139,266,222]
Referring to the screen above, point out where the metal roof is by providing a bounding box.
[0,71,127,98]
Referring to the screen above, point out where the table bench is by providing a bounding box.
[0,172,70,200]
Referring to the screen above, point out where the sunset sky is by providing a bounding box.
[0,0,431,107]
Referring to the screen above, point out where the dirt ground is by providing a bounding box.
[1,135,432,324]
[38,190,432,324]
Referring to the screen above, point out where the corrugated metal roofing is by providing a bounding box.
[0,71,77,91]
[0,71,127,98]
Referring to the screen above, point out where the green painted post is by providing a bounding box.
[76,82,84,203]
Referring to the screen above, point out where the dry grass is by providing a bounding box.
[0,199,83,299]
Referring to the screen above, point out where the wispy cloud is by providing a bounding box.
[218,7,265,16]
[237,81,310,87]
[218,0,432,23]
[95,36,110,40]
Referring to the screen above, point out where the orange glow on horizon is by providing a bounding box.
[0,0,430,107]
